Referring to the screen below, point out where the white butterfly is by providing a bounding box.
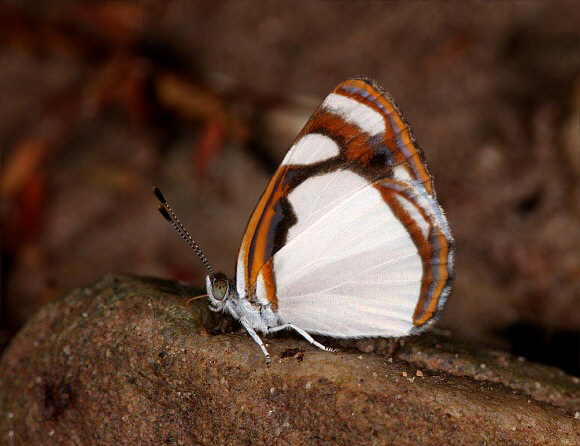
[155,78,454,365]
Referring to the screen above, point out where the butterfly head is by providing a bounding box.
[206,272,232,311]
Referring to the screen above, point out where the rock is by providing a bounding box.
[0,274,578,445]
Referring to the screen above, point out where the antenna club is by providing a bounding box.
[157,205,172,222]
[153,186,167,204]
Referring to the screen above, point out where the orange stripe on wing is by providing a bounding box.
[335,79,434,195]
[239,167,290,309]
[258,259,278,310]
[373,179,450,327]
[413,227,450,325]
[297,110,374,164]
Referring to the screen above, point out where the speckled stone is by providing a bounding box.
[0,274,578,445]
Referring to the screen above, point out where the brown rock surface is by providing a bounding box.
[0,274,578,445]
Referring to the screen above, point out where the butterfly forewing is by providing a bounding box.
[236,78,454,337]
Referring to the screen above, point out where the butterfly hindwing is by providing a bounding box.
[236,78,454,337]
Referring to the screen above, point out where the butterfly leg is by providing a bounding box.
[269,324,335,352]
[242,321,271,366]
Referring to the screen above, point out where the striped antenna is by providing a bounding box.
[153,186,215,276]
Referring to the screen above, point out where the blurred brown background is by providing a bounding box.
[1,1,578,374]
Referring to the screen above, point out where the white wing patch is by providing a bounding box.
[282,133,340,166]
[393,165,413,182]
[285,170,371,243]
[255,271,269,305]
[322,93,385,137]
[395,194,430,239]
[236,246,247,298]
[271,171,423,337]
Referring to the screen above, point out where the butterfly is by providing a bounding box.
[155,78,454,366]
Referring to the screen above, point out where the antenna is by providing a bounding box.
[153,186,215,276]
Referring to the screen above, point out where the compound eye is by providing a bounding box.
[211,273,229,300]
